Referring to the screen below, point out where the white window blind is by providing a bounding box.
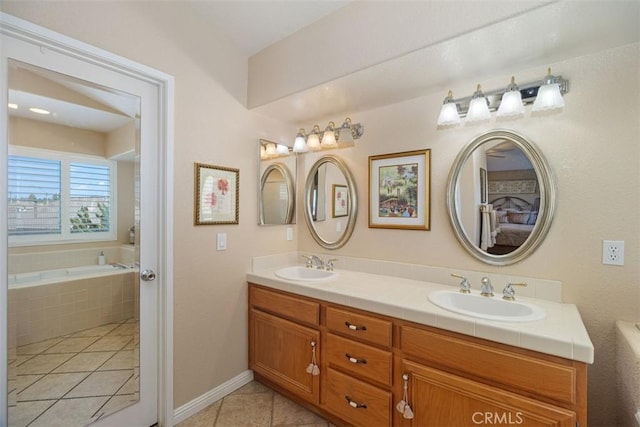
[69,162,111,233]
[8,148,117,245]
[8,155,62,236]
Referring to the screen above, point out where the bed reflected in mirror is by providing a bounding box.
[447,130,555,266]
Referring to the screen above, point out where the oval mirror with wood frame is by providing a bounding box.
[446,129,555,265]
[304,155,357,250]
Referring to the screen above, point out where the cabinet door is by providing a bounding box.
[401,360,576,427]
[250,309,320,404]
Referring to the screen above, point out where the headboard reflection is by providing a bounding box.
[490,196,540,212]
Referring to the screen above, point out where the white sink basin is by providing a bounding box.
[274,266,337,282]
[428,290,546,322]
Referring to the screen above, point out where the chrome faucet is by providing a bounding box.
[308,255,325,270]
[451,273,471,294]
[480,277,494,297]
[502,282,527,301]
[326,258,337,271]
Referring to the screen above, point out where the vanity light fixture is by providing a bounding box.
[465,84,491,123]
[436,91,461,127]
[307,125,322,151]
[293,129,308,153]
[292,117,364,153]
[496,76,525,118]
[531,68,565,112]
[437,67,569,127]
[260,139,292,160]
[321,121,337,147]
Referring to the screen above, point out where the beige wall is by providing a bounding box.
[0,0,296,409]
[9,116,106,156]
[296,43,640,425]
[3,2,639,426]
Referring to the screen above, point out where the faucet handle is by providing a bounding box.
[451,273,471,294]
[502,282,527,301]
[301,255,313,268]
[326,259,338,271]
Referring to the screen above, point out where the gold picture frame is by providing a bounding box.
[369,149,430,230]
[194,163,239,225]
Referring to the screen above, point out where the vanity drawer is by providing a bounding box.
[325,368,391,427]
[326,333,392,386]
[400,325,577,405]
[249,285,319,326]
[326,307,392,348]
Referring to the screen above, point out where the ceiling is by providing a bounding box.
[7,1,639,130]
[186,0,351,56]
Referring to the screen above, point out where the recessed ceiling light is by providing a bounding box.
[29,107,50,115]
[8,103,18,109]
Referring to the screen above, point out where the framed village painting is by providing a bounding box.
[194,163,239,225]
[368,149,430,230]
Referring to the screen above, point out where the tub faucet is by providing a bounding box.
[480,277,494,297]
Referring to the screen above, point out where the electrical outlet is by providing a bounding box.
[602,240,624,266]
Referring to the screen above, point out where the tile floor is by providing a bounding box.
[8,318,139,427]
[177,381,335,427]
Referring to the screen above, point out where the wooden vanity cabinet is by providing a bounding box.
[400,360,577,427]
[248,284,588,427]
[249,285,321,404]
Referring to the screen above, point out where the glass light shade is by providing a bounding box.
[466,97,491,123]
[466,85,490,123]
[260,145,267,159]
[276,144,289,156]
[307,133,321,150]
[321,129,337,147]
[437,102,461,126]
[496,90,525,118]
[338,127,354,143]
[293,134,307,153]
[532,83,564,112]
[265,143,276,156]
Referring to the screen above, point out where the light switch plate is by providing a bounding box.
[217,233,227,251]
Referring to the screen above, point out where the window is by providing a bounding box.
[8,147,117,245]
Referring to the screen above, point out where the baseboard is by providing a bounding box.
[172,370,254,425]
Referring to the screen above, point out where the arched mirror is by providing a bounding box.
[258,139,296,225]
[446,130,555,265]
[304,155,357,249]
[259,162,295,224]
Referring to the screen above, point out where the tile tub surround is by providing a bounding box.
[8,244,135,275]
[8,270,139,347]
[247,266,594,364]
[616,321,640,427]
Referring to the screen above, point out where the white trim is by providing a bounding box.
[172,370,254,425]
[0,12,175,427]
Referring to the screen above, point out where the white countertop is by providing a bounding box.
[247,266,594,364]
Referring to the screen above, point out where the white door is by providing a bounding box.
[1,15,172,427]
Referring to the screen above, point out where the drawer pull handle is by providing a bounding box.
[345,321,367,331]
[345,396,367,409]
[345,353,367,364]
